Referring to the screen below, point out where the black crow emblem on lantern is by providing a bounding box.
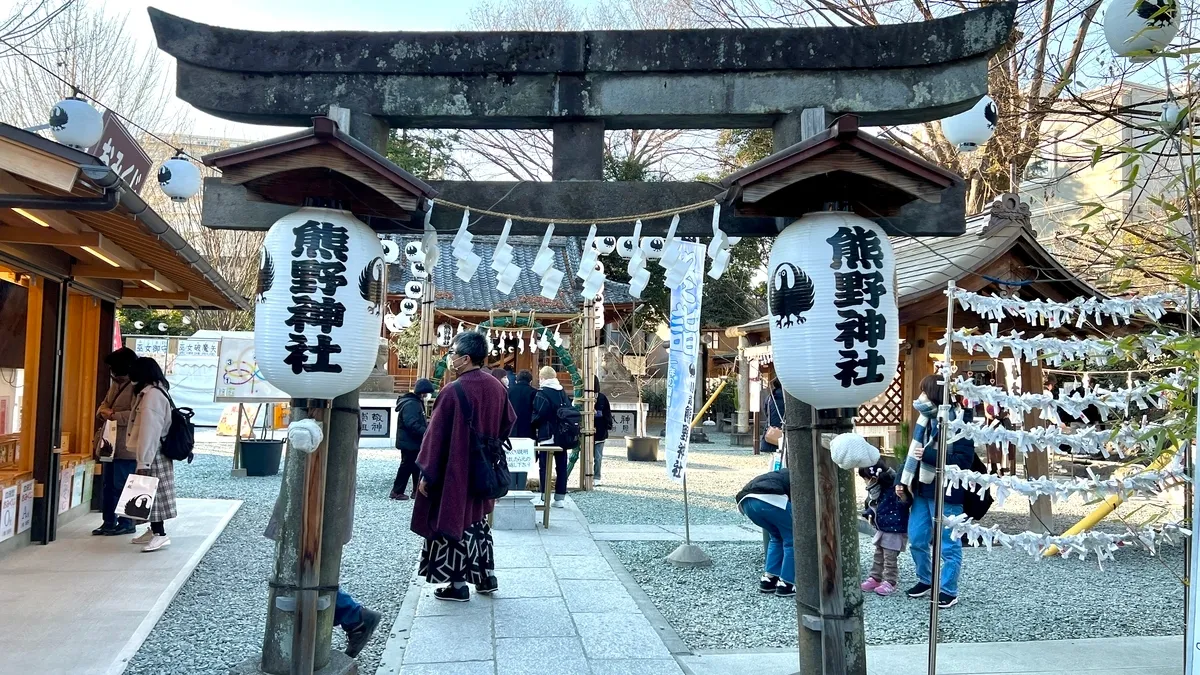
[983,101,999,131]
[770,262,815,328]
[405,242,421,258]
[49,106,69,130]
[256,251,274,304]
[648,238,665,253]
[1136,0,1177,27]
[359,257,384,314]
[158,164,173,186]
[601,236,616,250]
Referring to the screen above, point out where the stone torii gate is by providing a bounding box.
[149,5,1016,675]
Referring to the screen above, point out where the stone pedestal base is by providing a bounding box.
[230,652,358,675]
[730,431,754,447]
[493,491,537,530]
[360,373,395,396]
[689,428,709,444]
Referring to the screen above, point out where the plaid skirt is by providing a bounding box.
[418,520,495,584]
[139,452,177,522]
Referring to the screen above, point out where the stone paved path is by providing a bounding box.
[384,499,686,675]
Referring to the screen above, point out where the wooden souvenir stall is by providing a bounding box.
[0,123,246,554]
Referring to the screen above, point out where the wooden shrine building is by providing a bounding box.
[0,123,246,553]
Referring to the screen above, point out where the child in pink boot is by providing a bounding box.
[858,461,909,597]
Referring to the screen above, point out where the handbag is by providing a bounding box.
[764,395,783,446]
[94,421,116,462]
[452,383,512,500]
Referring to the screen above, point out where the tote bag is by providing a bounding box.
[116,473,159,521]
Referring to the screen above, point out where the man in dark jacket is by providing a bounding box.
[391,378,435,500]
[593,377,614,484]
[508,370,538,439]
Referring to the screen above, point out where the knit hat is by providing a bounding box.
[539,366,557,381]
[413,378,435,396]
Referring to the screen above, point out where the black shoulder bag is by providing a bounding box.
[452,383,512,500]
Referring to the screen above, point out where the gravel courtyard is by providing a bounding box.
[124,443,420,675]
[581,434,1186,651]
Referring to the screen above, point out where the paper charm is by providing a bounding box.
[541,268,564,299]
[706,203,734,280]
[452,209,481,282]
[582,259,605,298]
[421,204,440,269]
[660,214,682,270]
[533,223,557,276]
[538,329,551,351]
[578,225,599,281]
[626,220,649,299]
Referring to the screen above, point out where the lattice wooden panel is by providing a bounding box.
[855,360,904,426]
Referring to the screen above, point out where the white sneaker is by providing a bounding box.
[131,529,154,545]
[593,478,603,486]
[530,496,545,507]
[142,535,170,552]
[551,499,566,509]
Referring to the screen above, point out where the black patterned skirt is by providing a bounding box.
[418,520,495,584]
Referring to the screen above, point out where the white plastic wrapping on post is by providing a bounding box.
[255,206,384,399]
[829,432,881,469]
[287,418,324,454]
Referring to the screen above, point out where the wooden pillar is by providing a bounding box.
[417,279,436,380]
[736,335,750,434]
[901,324,931,439]
[1021,360,1053,532]
[579,299,596,491]
[29,278,65,544]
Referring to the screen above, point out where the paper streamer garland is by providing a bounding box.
[946,417,1176,459]
[951,374,1183,424]
[943,513,1189,568]
[943,457,1187,507]
[452,210,481,282]
[492,219,521,294]
[942,328,1181,366]
[627,219,650,299]
[949,289,1185,326]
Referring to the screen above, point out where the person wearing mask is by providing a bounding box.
[593,376,614,485]
[491,367,510,389]
[898,374,976,609]
[411,331,516,602]
[736,468,794,597]
[760,379,785,455]
[93,347,139,536]
[507,369,539,490]
[126,357,176,553]
[392,378,435,500]
[532,365,571,509]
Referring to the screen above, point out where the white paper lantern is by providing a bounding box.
[436,322,454,347]
[616,236,638,259]
[593,236,617,255]
[381,239,400,264]
[400,297,419,315]
[410,260,429,280]
[1104,0,1180,59]
[134,320,144,330]
[158,156,201,202]
[182,316,191,325]
[941,95,997,153]
[49,97,102,150]
[641,236,666,259]
[404,241,424,262]
[157,323,169,332]
[404,280,424,299]
[767,211,899,410]
[255,206,384,399]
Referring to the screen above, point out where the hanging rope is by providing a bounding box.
[430,197,718,226]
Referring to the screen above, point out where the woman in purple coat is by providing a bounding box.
[412,331,516,602]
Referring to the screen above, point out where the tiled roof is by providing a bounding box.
[388,235,634,314]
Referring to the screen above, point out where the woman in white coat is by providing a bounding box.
[126,357,175,552]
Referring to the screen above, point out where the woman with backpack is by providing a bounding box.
[127,357,175,553]
[532,365,573,509]
[898,374,977,609]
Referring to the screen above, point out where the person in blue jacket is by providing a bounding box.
[898,374,976,610]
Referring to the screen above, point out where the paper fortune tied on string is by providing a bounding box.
[255,206,383,399]
[767,211,898,409]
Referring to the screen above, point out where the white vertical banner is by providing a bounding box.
[665,242,705,483]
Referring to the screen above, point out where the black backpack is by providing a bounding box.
[154,385,195,463]
[541,389,582,449]
[452,383,511,500]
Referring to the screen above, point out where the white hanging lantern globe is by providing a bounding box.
[410,261,429,280]
[49,97,103,150]
[133,320,145,330]
[767,211,899,410]
[181,316,191,325]
[255,206,384,399]
[400,297,420,315]
[404,241,424,262]
[1104,0,1180,60]
[404,280,424,299]
[436,322,454,347]
[640,236,666,259]
[158,156,201,202]
[941,95,997,153]
[616,236,637,259]
[380,239,400,264]
[593,236,618,255]
[157,322,169,332]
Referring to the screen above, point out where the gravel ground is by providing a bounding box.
[124,442,421,675]
[610,536,1185,650]
[573,432,776,526]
